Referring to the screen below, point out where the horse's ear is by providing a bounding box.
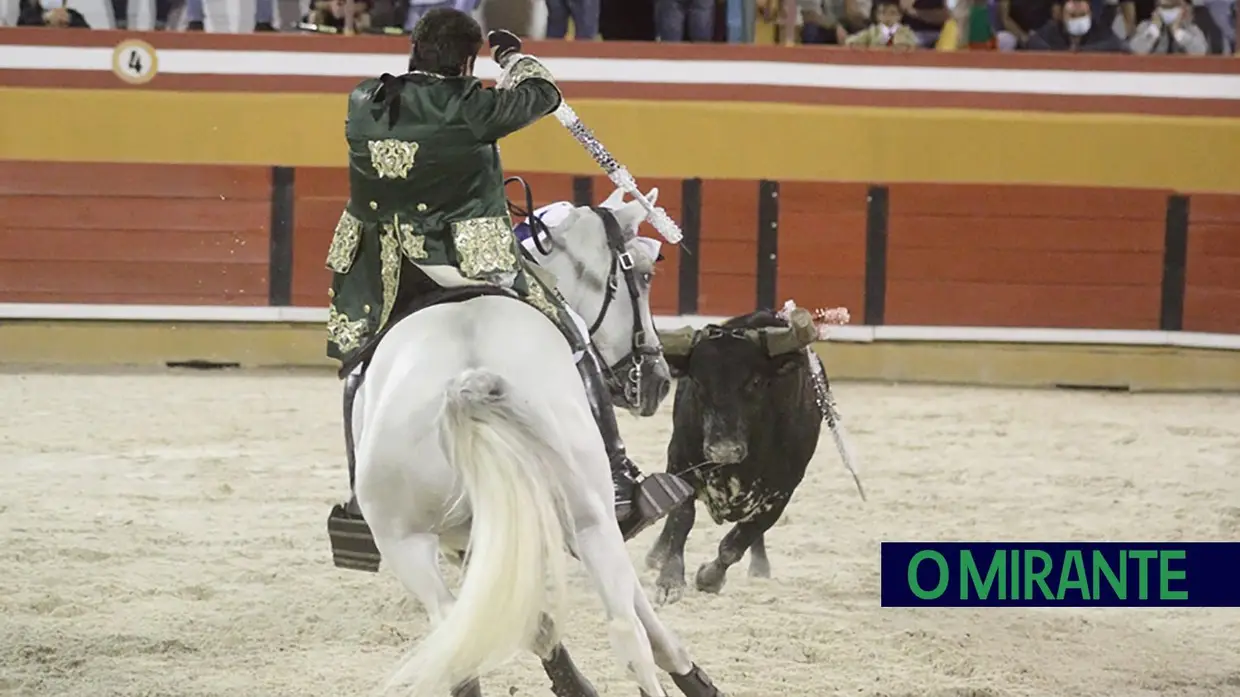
[613,198,647,237]
[601,187,626,210]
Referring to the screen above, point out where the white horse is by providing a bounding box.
[352,190,723,697]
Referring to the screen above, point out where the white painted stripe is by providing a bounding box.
[3,45,1239,101]
[3,303,1238,351]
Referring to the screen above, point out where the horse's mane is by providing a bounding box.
[719,309,787,331]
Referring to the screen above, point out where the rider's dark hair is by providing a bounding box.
[408,8,483,77]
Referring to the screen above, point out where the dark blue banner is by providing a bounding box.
[880,542,1240,607]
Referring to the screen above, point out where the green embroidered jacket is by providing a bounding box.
[324,56,563,361]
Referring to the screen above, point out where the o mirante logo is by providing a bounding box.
[880,542,1239,607]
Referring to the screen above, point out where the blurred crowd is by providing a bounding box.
[9,0,1237,55]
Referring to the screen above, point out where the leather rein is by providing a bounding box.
[506,176,659,410]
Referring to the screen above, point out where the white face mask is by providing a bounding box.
[42,0,65,7]
[1158,7,1182,22]
[880,21,899,36]
[945,0,959,10]
[1065,15,1091,35]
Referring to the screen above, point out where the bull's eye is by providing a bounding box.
[746,374,762,391]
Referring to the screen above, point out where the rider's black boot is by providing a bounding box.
[342,369,364,515]
[326,369,382,573]
[576,348,693,541]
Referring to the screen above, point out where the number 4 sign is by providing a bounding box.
[111,39,159,85]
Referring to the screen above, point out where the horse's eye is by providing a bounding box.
[640,272,652,285]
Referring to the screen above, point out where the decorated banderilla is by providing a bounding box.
[495,52,683,245]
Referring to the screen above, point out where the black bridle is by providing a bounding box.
[506,177,661,410]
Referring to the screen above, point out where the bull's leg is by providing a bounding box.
[747,533,771,578]
[645,488,694,571]
[652,498,696,605]
[695,504,785,594]
[451,679,483,697]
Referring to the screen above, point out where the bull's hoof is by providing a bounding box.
[654,562,686,605]
[748,556,771,579]
[694,560,727,595]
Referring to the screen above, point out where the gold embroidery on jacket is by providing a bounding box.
[452,217,518,281]
[503,56,557,89]
[327,305,369,355]
[326,210,363,273]
[524,278,561,322]
[378,228,401,328]
[385,216,427,261]
[367,139,419,179]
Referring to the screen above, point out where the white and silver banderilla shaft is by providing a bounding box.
[496,52,682,245]
[550,102,683,245]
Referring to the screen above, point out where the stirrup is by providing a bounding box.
[618,472,694,541]
[326,500,381,573]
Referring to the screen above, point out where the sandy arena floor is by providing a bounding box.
[2,371,1239,697]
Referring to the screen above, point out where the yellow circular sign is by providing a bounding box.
[111,39,159,85]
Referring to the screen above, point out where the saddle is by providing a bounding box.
[335,264,516,380]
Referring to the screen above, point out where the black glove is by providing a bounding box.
[487,29,522,67]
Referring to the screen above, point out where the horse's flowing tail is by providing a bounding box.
[388,368,571,696]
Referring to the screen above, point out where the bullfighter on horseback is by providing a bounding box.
[324,8,691,566]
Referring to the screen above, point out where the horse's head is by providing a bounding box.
[525,188,671,417]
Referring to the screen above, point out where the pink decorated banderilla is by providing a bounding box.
[777,298,866,501]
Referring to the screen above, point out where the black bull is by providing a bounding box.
[646,309,825,604]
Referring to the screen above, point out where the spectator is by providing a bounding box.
[798,0,871,44]
[1193,0,1235,52]
[546,0,599,38]
[17,0,90,26]
[1128,0,1209,50]
[301,0,372,31]
[998,0,1059,47]
[936,0,1006,47]
[1111,0,1142,40]
[110,0,174,30]
[656,0,715,40]
[901,0,951,45]
[1027,0,1125,48]
[404,1,477,32]
[601,0,657,39]
[186,0,278,30]
[846,0,920,46]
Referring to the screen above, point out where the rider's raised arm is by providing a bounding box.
[460,55,563,144]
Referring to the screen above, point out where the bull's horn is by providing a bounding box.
[658,327,698,358]
[756,308,819,356]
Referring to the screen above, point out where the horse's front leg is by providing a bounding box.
[695,504,785,595]
[632,583,724,697]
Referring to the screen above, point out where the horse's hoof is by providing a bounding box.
[694,562,726,594]
[748,560,771,579]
